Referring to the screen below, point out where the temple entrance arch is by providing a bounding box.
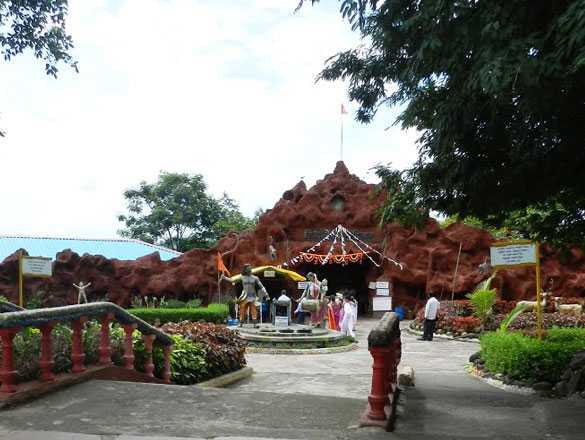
[294,259,382,315]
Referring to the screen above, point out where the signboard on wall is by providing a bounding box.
[373,296,392,311]
[376,288,390,296]
[490,242,537,268]
[263,270,276,278]
[368,282,376,289]
[21,257,52,277]
[376,281,389,289]
[298,281,309,290]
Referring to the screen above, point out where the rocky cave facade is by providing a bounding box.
[1,162,584,314]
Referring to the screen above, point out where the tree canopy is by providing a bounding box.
[1,0,77,136]
[1,0,76,76]
[118,172,255,252]
[303,0,585,247]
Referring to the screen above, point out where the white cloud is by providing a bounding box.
[0,0,418,237]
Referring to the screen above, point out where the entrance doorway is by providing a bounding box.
[294,260,377,315]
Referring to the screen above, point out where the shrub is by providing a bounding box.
[161,321,246,379]
[133,334,208,385]
[480,328,585,383]
[129,304,228,324]
[466,288,497,327]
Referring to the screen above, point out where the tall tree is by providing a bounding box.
[302,0,585,247]
[1,0,77,136]
[118,172,254,251]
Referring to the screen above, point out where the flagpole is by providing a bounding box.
[340,113,344,161]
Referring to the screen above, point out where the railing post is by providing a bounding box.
[143,334,156,378]
[39,322,56,382]
[71,317,88,373]
[99,314,114,365]
[0,328,20,393]
[122,323,137,370]
[367,347,390,420]
[162,345,172,383]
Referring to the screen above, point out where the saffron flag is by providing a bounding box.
[216,252,230,276]
[341,103,348,114]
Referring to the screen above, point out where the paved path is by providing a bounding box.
[1,319,584,439]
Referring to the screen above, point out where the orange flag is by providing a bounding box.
[216,252,230,276]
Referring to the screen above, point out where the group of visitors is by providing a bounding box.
[325,293,357,337]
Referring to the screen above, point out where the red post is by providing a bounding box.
[99,314,114,365]
[71,317,88,373]
[39,322,56,382]
[162,344,172,383]
[122,323,137,370]
[143,334,155,378]
[367,347,390,420]
[0,328,20,393]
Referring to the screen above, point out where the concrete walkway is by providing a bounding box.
[1,319,584,439]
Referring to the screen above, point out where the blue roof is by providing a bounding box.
[0,236,182,262]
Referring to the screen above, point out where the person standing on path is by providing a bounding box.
[420,294,440,341]
[340,296,356,338]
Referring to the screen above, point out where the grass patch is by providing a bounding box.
[129,303,228,324]
[480,328,585,383]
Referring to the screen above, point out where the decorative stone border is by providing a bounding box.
[196,366,254,388]
[405,326,480,343]
[465,363,536,395]
[246,342,359,355]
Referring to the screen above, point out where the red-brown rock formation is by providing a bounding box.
[1,161,584,313]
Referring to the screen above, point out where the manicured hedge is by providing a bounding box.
[480,328,585,383]
[129,304,228,324]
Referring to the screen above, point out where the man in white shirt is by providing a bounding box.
[419,294,440,341]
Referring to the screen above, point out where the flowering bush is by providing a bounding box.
[450,316,482,333]
[413,299,517,336]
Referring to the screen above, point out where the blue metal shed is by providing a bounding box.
[0,236,182,262]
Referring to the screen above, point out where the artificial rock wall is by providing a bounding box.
[1,162,584,310]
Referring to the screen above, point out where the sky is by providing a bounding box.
[0,0,419,239]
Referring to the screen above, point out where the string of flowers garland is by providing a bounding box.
[342,226,403,269]
[282,224,403,270]
[297,252,364,265]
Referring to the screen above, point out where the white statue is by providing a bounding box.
[73,281,92,304]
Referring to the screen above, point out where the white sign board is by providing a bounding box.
[368,282,377,290]
[21,257,52,277]
[373,296,392,311]
[263,270,276,278]
[376,288,390,296]
[490,243,537,268]
[298,281,309,290]
[376,281,389,289]
[274,316,289,327]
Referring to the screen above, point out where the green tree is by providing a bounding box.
[1,0,77,136]
[211,194,256,239]
[118,172,253,251]
[302,0,585,247]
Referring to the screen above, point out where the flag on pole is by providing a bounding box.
[341,103,348,114]
[216,252,230,276]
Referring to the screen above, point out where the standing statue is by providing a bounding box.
[73,281,92,304]
[235,264,268,324]
[299,273,328,327]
